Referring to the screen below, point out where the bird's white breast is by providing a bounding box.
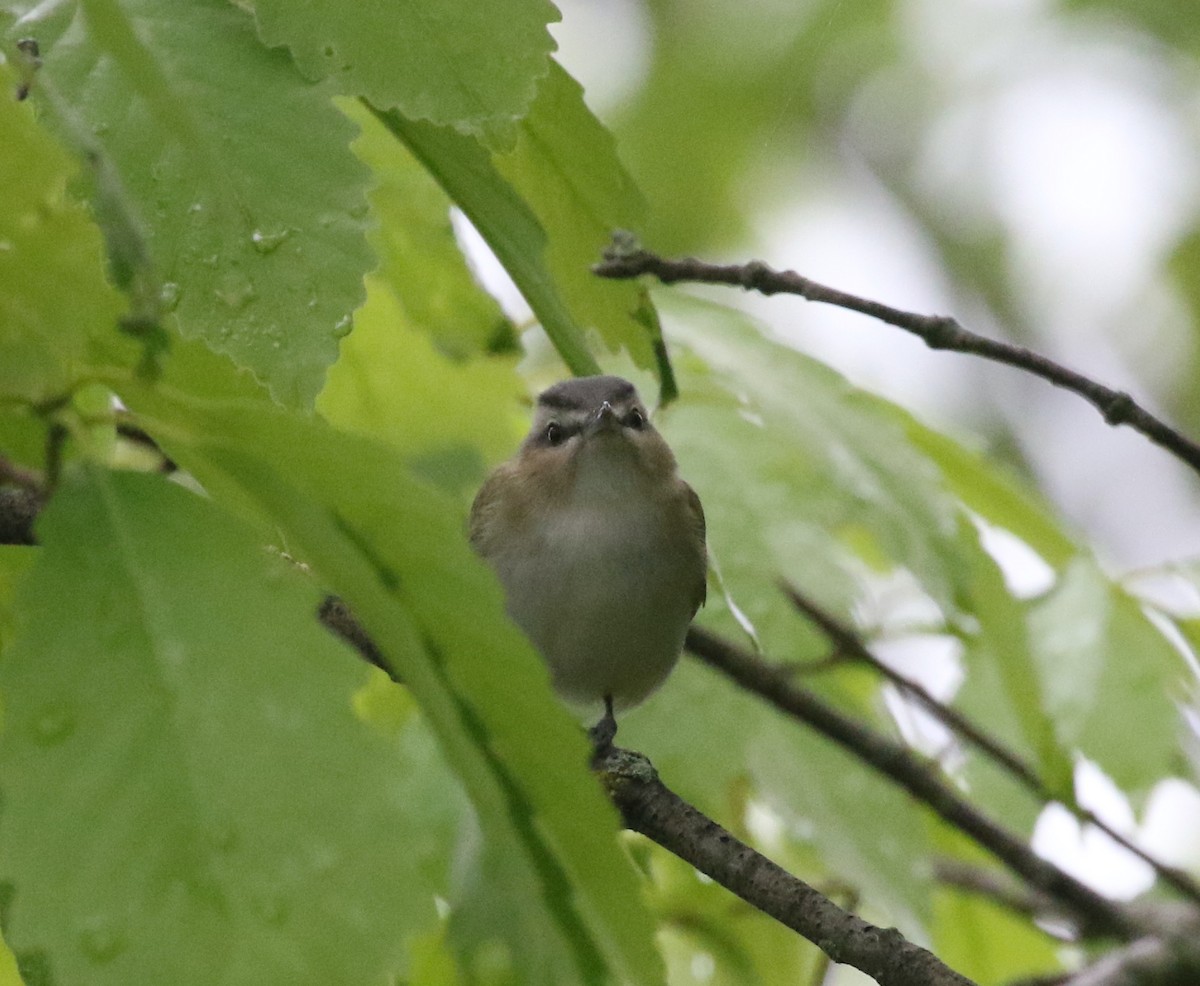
[493,454,696,710]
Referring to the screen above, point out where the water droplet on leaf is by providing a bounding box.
[32,705,74,746]
[251,228,290,254]
[214,274,257,311]
[159,282,181,312]
[210,824,237,852]
[79,918,125,964]
[255,895,289,926]
[332,315,352,339]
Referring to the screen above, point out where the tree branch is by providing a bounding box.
[593,243,1200,480]
[316,596,977,984]
[0,485,41,546]
[684,626,1140,941]
[597,745,978,986]
[0,455,41,493]
[1059,935,1200,986]
[1,452,44,546]
[781,583,1200,906]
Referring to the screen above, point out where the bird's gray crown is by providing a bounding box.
[537,375,638,411]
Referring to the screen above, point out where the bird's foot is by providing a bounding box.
[588,695,618,761]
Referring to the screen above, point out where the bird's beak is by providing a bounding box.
[591,401,620,434]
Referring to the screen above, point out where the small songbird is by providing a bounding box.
[469,375,707,747]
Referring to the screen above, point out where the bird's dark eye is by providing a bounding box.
[625,407,646,430]
[545,422,565,445]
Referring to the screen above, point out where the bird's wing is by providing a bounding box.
[683,480,707,609]
[468,467,511,557]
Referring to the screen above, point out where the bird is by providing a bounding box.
[469,375,707,749]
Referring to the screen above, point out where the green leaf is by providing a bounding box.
[645,845,824,986]
[901,419,1078,570]
[0,62,126,404]
[0,548,37,651]
[0,410,46,478]
[317,276,525,493]
[0,927,24,986]
[1062,0,1200,52]
[8,0,374,407]
[1029,559,1185,794]
[749,717,934,935]
[656,293,965,630]
[1165,230,1200,440]
[372,105,602,378]
[251,0,557,146]
[370,62,669,390]
[956,520,1073,798]
[932,887,1060,982]
[0,469,462,985]
[120,382,664,986]
[930,830,1061,983]
[342,99,515,360]
[612,0,895,253]
[492,62,661,379]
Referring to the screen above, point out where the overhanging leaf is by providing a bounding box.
[372,104,601,378]
[317,276,525,494]
[6,0,374,407]
[1029,559,1185,795]
[492,62,664,384]
[342,99,515,360]
[0,469,461,985]
[0,61,126,404]
[121,381,664,986]
[252,0,558,146]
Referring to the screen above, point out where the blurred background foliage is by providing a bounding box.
[563,0,1200,567]
[2,0,1200,984]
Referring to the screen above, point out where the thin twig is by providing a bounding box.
[43,423,66,493]
[933,858,1069,930]
[781,583,1200,905]
[1058,935,1200,986]
[782,581,1042,787]
[684,626,1140,941]
[598,746,979,986]
[593,244,1200,480]
[0,455,42,493]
